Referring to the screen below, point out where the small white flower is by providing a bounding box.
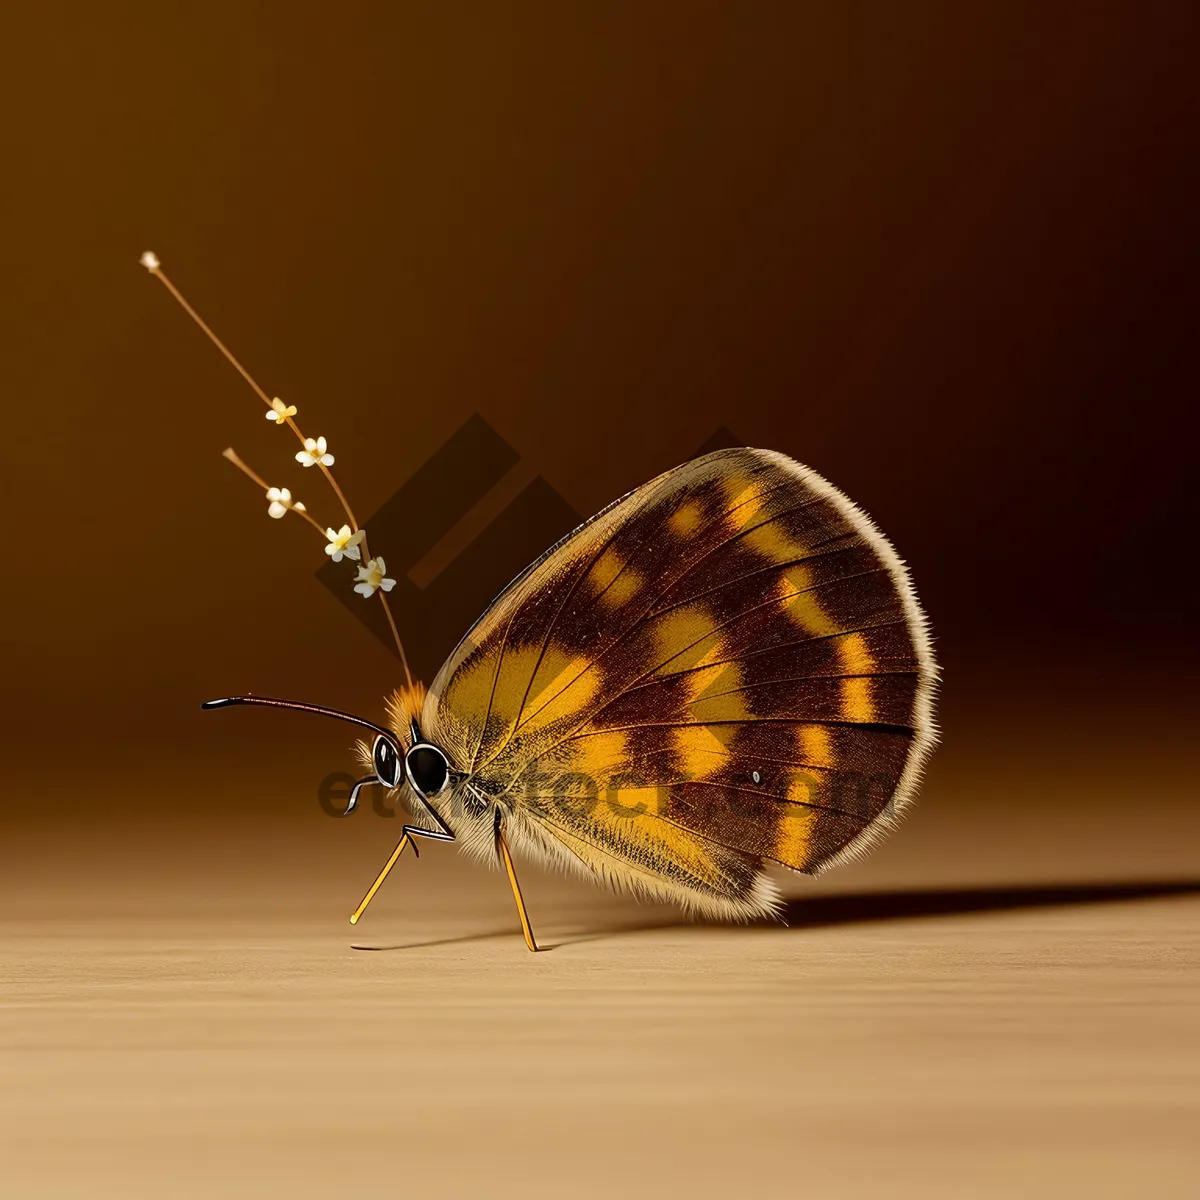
[354,556,396,598]
[265,486,305,519]
[325,524,365,562]
[266,397,297,424]
[139,250,160,271]
[295,435,334,468]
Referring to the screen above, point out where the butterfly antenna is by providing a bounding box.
[201,695,394,739]
[140,251,414,688]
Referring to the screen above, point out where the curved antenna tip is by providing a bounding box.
[194,694,393,738]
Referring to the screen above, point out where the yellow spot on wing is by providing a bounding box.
[798,725,834,769]
[590,547,642,607]
[591,547,626,591]
[603,572,641,607]
[837,632,876,722]
[673,723,736,777]
[778,579,838,637]
[669,500,704,536]
[566,729,629,778]
[841,676,874,722]
[838,632,874,674]
[723,478,767,531]
[687,662,751,725]
[778,562,813,592]
[523,652,599,728]
[772,802,818,869]
[744,521,810,564]
[652,605,723,675]
[777,763,825,867]
[486,644,544,724]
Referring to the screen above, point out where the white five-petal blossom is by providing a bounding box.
[295,435,334,467]
[324,524,365,562]
[353,556,396,598]
[265,486,306,519]
[266,397,297,424]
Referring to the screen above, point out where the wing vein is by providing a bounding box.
[504,549,882,750]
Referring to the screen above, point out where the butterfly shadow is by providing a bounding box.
[351,928,523,953]
[549,878,1200,948]
[351,879,1200,953]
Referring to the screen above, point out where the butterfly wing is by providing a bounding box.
[422,448,936,918]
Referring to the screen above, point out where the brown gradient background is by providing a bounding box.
[1,4,1198,1198]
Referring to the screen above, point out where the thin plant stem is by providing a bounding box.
[222,448,329,537]
[145,255,413,684]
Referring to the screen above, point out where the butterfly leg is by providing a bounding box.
[348,823,457,925]
[495,816,539,953]
[400,824,456,854]
[349,832,413,925]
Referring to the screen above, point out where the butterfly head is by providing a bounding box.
[368,729,450,798]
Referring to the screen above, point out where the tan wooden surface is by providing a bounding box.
[2,762,1198,1199]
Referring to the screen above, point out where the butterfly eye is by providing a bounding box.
[405,744,449,798]
[373,736,402,788]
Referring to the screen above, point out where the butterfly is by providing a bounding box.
[144,255,937,951]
